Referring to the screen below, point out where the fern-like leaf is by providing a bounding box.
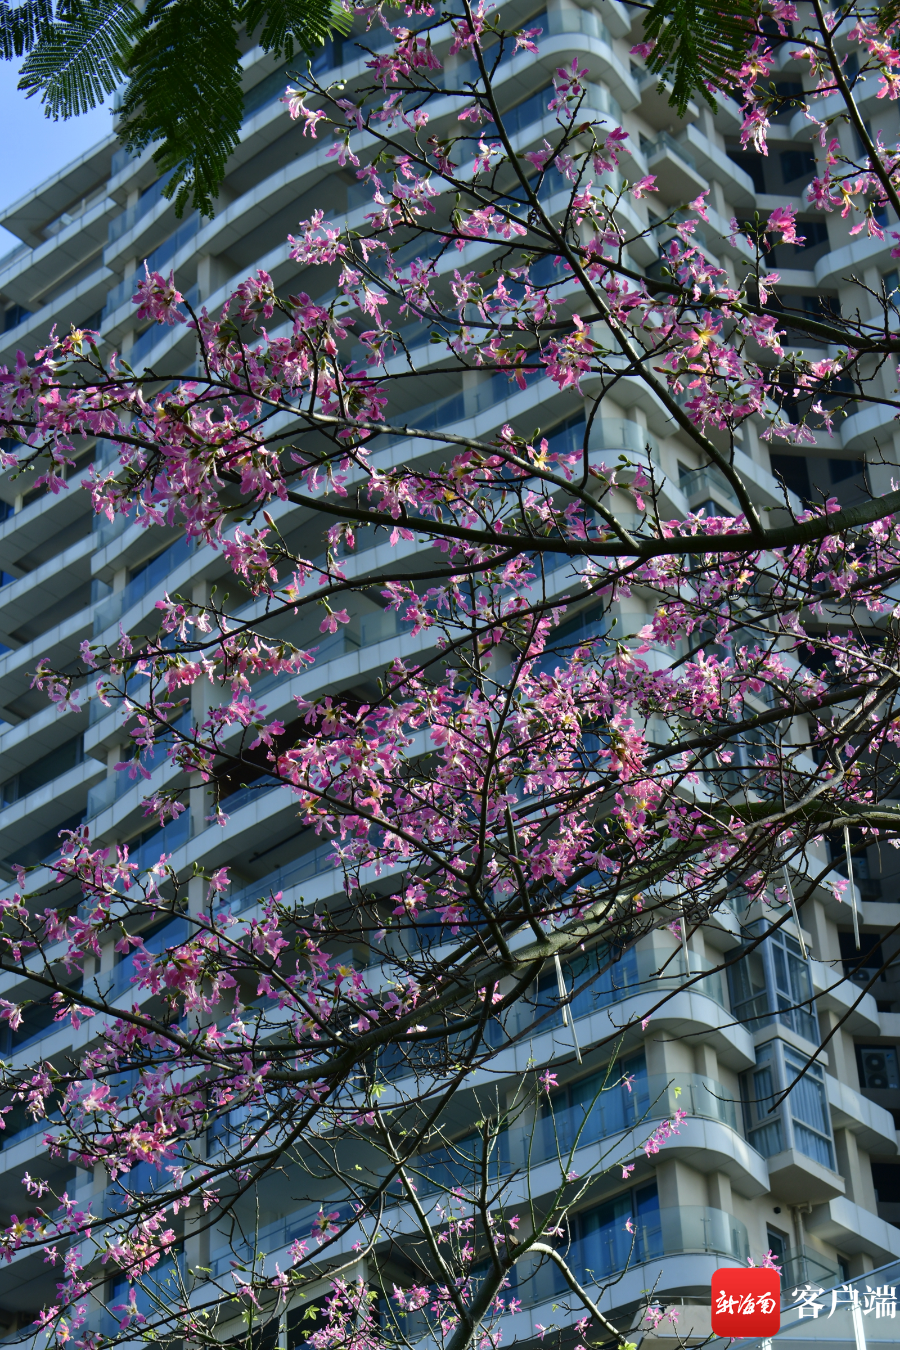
[6,0,357,217]
[242,0,350,58]
[117,0,244,218]
[17,0,139,118]
[0,0,54,60]
[643,0,757,116]
[877,0,900,33]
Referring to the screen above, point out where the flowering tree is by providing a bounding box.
[0,0,899,1346]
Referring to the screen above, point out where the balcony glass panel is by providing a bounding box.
[93,533,194,636]
[108,171,175,243]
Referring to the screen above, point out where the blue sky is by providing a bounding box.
[0,61,112,253]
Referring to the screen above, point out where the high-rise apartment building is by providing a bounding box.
[0,3,899,1345]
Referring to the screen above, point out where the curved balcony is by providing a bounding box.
[521,1202,749,1307]
[88,396,664,645]
[500,943,728,1040]
[680,122,758,207]
[0,465,94,578]
[84,710,192,820]
[91,533,194,637]
[101,76,629,356]
[0,534,92,645]
[0,262,113,368]
[381,1197,748,1339]
[409,1069,758,1191]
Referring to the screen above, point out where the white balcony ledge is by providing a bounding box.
[806,1194,900,1263]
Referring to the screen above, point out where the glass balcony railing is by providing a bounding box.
[217,840,343,915]
[103,1250,185,1336]
[648,129,697,170]
[102,267,141,319]
[125,285,199,369]
[208,1199,356,1277]
[93,533,194,636]
[680,465,741,512]
[413,1071,738,1195]
[110,144,138,178]
[85,711,192,819]
[369,371,659,462]
[107,171,175,244]
[501,943,727,1042]
[145,217,199,277]
[0,1108,62,1151]
[242,59,293,121]
[391,1201,747,1336]
[545,4,613,45]
[126,810,191,876]
[91,498,135,551]
[525,1204,748,1306]
[218,776,283,817]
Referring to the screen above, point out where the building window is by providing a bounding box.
[780,149,815,182]
[728,926,818,1044]
[770,452,811,503]
[105,1248,184,1336]
[793,219,829,253]
[576,1182,660,1276]
[828,458,859,483]
[541,1052,648,1154]
[766,1226,789,1265]
[0,733,84,807]
[857,1045,900,1090]
[3,304,30,332]
[742,1040,835,1169]
[872,1162,900,1204]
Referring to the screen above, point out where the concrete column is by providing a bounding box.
[188,575,219,838]
[693,1042,718,1079]
[819,1008,853,1085]
[852,1141,878,1212]
[805,900,837,964]
[834,1127,865,1203]
[655,1157,704,1208]
[189,769,215,839]
[196,254,231,303]
[848,1252,876,1277]
[706,1170,732,1214]
[188,873,206,918]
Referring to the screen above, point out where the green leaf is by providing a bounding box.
[17,0,138,118]
[0,0,54,61]
[5,1,354,215]
[877,0,900,33]
[117,0,244,218]
[642,0,757,116]
[242,0,350,57]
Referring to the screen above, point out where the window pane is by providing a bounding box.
[786,950,812,1001]
[578,1193,636,1278]
[749,1119,784,1157]
[789,1071,831,1135]
[794,1122,834,1169]
[752,1066,776,1124]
